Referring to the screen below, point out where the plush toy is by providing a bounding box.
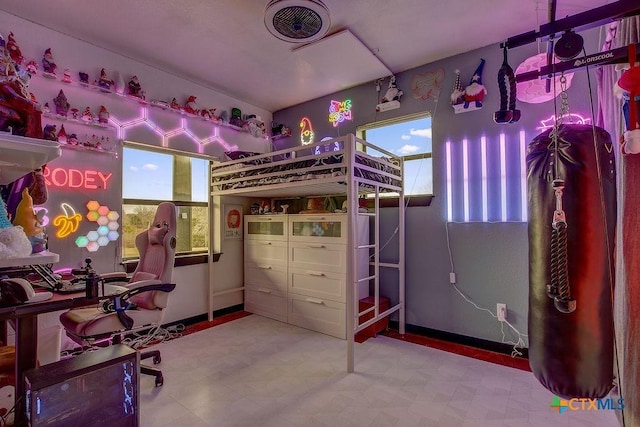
[12,189,46,253]
[0,198,32,260]
[618,45,640,155]
[380,76,403,103]
[463,59,487,109]
[183,96,199,115]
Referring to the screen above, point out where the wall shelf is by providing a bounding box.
[0,132,61,185]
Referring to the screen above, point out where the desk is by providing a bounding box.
[0,292,97,426]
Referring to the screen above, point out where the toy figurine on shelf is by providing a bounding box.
[42,102,50,114]
[450,69,465,109]
[56,124,68,144]
[183,95,199,115]
[70,107,79,120]
[229,107,244,127]
[127,75,145,100]
[43,124,58,141]
[78,71,89,86]
[81,106,94,123]
[97,105,109,124]
[67,133,79,145]
[53,89,70,117]
[170,97,180,111]
[7,32,24,66]
[41,48,57,78]
[96,68,114,92]
[200,107,216,121]
[62,69,72,83]
[25,60,37,76]
[462,59,487,110]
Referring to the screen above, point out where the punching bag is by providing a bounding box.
[527,123,616,399]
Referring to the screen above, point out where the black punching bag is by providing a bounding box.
[527,124,616,399]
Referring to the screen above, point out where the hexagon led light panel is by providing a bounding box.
[75,200,120,251]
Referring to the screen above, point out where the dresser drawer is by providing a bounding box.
[289,214,346,244]
[288,242,346,273]
[245,240,288,264]
[287,293,345,339]
[288,267,346,302]
[244,215,287,241]
[245,285,287,323]
[244,263,287,292]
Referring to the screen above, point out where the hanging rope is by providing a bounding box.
[494,45,521,124]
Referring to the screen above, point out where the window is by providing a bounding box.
[122,145,209,259]
[357,113,433,197]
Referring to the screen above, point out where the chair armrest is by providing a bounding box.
[109,283,176,330]
[125,279,162,290]
[101,272,129,283]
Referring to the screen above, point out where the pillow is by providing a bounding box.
[148,223,168,245]
[224,151,271,165]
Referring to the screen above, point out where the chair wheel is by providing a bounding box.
[153,355,161,364]
[155,375,164,387]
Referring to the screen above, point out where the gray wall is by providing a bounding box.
[272,30,602,347]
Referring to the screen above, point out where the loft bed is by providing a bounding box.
[210,133,406,372]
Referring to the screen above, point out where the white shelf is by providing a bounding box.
[0,251,60,268]
[0,133,62,184]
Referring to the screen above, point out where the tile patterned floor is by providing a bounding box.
[139,315,620,427]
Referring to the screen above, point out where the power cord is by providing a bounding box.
[445,221,528,357]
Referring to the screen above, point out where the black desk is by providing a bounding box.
[0,292,97,426]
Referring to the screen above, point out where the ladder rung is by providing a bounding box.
[357,275,376,283]
[372,262,400,269]
[357,244,375,249]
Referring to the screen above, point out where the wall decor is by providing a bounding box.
[411,68,445,100]
[224,204,242,240]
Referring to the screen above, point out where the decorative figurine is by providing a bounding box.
[462,59,487,110]
[97,105,109,124]
[127,75,145,100]
[229,107,243,127]
[6,32,23,66]
[78,71,89,85]
[200,108,216,121]
[67,133,79,145]
[380,76,403,103]
[43,124,58,141]
[81,106,94,123]
[70,107,79,120]
[183,95,199,115]
[450,69,465,108]
[42,102,50,114]
[62,69,72,83]
[41,48,57,77]
[56,124,68,144]
[53,89,70,117]
[170,97,180,110]
[12,189,46,254]
[97,68,114,92]
[25,60,37,76]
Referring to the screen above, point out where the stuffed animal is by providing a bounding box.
[0,199,32,260]
[0,346,16,426]
[12,189,46,253]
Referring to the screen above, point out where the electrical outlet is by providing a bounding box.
[449,272,456,284]
[497,303,507,322]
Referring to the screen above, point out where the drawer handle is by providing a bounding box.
[305,297,324,305]
[261,242,273,245]
[258,265,272,270]
[308,272,326,277]
[258,288,272,294]
[307,245,326,249]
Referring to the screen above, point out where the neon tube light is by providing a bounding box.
[462,139,469,222]
[480,136,488,222]
[43,167,113,190]
[446,141,453,222]
[499,133,507,221]
[537,113,591,130]
[520,131,528,222]
[328,99,353,127]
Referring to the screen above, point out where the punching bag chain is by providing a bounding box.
[549,179,576,313]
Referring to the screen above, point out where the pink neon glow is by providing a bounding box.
[520,131,528,222]
[446,141,453,222]
[480,136,488,222]
[43,167,113,190]
[328,99,353,127]
[499,134,507,221]
[537,113,591,130]
[462,139,469,222]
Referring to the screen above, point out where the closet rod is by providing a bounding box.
[501,0,640,49]
[515,42,640,83]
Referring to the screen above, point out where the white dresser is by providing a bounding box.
[244,213,369,339]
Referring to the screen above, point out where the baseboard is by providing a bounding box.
[389,321,529,359]
[163,304,245,329]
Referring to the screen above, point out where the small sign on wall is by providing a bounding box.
[224,204,243,240]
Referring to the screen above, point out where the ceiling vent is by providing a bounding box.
[264,0,331,43]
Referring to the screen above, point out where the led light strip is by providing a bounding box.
[446,141,453,222]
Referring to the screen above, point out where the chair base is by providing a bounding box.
[141,349,164,386]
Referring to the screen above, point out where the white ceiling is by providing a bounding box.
[0,0,613,112]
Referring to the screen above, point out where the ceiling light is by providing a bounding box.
[264,0,331,43]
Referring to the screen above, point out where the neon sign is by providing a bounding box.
[300,117,315,145]
[53,203,82,238]
[43,167,113,190]
[328,99,353,127]
[537,113,591,130]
